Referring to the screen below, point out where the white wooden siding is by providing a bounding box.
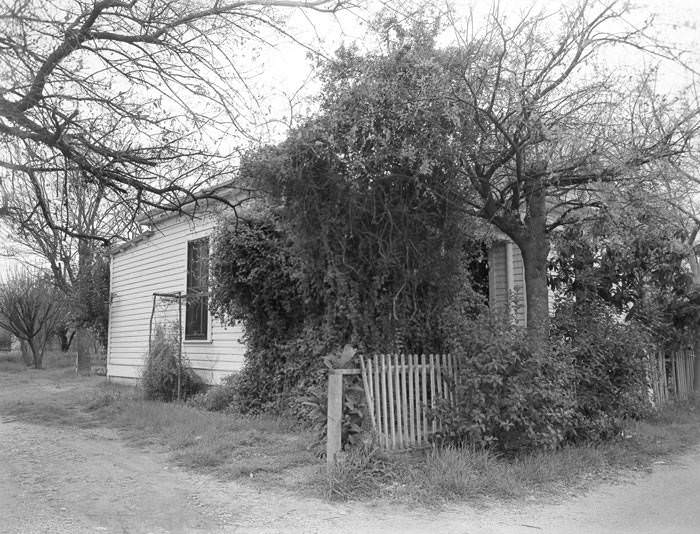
[107,213,246,385]
[488,240,527,326]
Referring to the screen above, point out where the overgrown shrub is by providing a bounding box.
[552,298,655,442]
[210,217,331,412]
[230,328,330,413]
[141,325,205,402]
[436,314,575,452]
[210,212,487,414]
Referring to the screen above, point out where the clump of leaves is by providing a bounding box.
[436,314,575,452]
[187,373,240,412]
[210,217,336,413]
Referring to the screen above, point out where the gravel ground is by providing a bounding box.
[2,371,700,533]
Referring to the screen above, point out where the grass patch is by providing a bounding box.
[0,351,28,373]
[322,396,700,504]
[0,349,76,373]
[0,374,318,491]
[85,386,317,482]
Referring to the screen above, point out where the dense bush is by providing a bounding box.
[435,296,661,451]
[210,217,336,412]
[141,325,205,402]
[552,299,655,442]
[210,213,488,414]
[232,325,337,413]
[436,314,575,452]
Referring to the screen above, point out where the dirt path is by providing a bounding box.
[2,372,700,533]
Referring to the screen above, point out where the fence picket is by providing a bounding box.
[359,357,376,432]
[400,354,409,448]
[408,354,415,446]
[415,354,422,447]
[392,355,402,449]
[387,355,396,450]
[446,353,454,407]
[429,354,436,435]
[380,354,388,449]
[371,356,381,447]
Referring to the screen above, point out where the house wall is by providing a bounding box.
[488,240,527,326]
[107,212,245,384]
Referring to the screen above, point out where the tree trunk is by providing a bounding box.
[519,175,551,349]
[75,327,92,376]
[520,237,550,349]
[19,340,32,366]
[27,338,43,369]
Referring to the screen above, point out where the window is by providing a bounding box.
[185,237,209,340]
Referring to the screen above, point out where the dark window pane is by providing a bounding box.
[185,237,209,340]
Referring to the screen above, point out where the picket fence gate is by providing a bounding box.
[359,354,456,451]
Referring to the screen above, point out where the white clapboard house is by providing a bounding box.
[107,200,528,384]
[107,195,246,384]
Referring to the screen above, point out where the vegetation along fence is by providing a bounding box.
[326,348,696,462]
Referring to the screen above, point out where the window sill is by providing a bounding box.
[184,338,213,345]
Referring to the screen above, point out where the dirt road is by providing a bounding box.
[2,373,700,533]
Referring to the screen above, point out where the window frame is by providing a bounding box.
[184,236,211,343]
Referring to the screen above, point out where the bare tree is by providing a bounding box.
[1,172,130,370]
[0,0,347,369]
[0,0,346,241]
[440,1,700,345]
[0,270,66,368]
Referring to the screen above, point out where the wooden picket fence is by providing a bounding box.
[322,347,698,461]
[359,354,456,451]
[649,351,669,406]
[650,349,695,404]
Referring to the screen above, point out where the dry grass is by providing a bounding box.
[2,360,700,505]
[87,388,317,480]
[322,397,700,503]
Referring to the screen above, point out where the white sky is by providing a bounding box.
[2,0,699,277]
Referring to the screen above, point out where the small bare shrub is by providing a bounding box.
[141,325,204,402]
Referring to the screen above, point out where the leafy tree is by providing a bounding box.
[240,33,487,355]
[323,4,698,346]
[550,191,692,312]
[0,270,66,368]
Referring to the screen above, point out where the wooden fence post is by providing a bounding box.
[327,370,343,465]
[326,368,362,466]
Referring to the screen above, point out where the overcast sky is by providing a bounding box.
[1,0,699,277]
